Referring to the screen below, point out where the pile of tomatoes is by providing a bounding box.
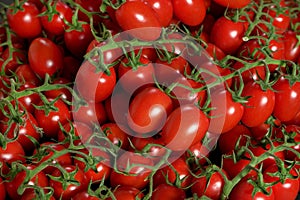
[0,0,299,199]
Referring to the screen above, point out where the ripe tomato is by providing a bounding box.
[110,152,153,189]
[0,47,27,74]
[7,2,42,38]
[75,60,116,103]
[107,186,144,200]
[0,177,5,200]
[153,157,191,188]
[212,0,250,8]
[185,141,210,166]
[130,137,166,159]
[0,141,25,174]
[17,83,40,114]
[143,0,173,27]
[28,37,64,78]
[160,104,209,151]
[50,165,88,200]
[75,0,103,25]
[218,124,252,154]
[0,112,40,152]
[40,1,73,35]
[283,30,300,62]
[115,1,162,41]
[151,184,186,200]
[191,168,227,200]
[210,16,245,54]
[15,64,40,86]
[64,23,94,57]
[44,78,72,102]
[232,62,266,84]
[172,0,206,26]
[222,155,256,179]
[71,191,99,200]
[263,165,299,200]
[5,165,48,200]
[209,90,244,134]
[21,193,55,200]
[128,87,173,134]
[34,99,71,139]
[101,123,130,149]
[229,177,275,200]
[241,82,275,127]
[273,77,300,122]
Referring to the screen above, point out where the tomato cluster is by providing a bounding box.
[0,0,300,199]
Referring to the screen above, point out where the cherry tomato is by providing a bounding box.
[209,90,244,134]
[0,141,25,174]
[172,0,206,26]
[71,191,100,200]
[50,165,88,200]
[107,186,144,200]
[128,87,173,134]
[101,123,130,149]
[213,0,250,8]
[40,1,73,35]
[160,104,209,151]
[34,99,71,139]
[283,30,300,62]
[15,64,40,86]
[7,2,42,38]
[17,83,40,114]
[222,155,256,179]
[28,37,64,78]
[110,152,153,189]
[0,177,5,200]
[263,165,299,200]
[115,1,162,41]
[75,60,116,103]
[151,184,186,200]
[273,77,300,122]
[64,23,94,57]
[210,16,245,54]
[143,0,173,27]
[241,82,275,127]
[0,47,27,74]
[130,137,166,160]
[44,78,72,101]
[232,62,266,84]
[75,0,103,25]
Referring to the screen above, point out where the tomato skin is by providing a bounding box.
[115,1,162,41]
[17,83,40,114]
[44,78,72,102]
[15,64,40,86]
[229,177,275,200]
[210,17,245,54]
[143,0,173,27]
[1,47,27,74]
[172,0,206,26]
[107,186,144,200]
[209,90,244,134]
[0,177,6,200]
[101,123,130,149]
[34,99,71,139]
[160,104,209,151]
[40,1,73,35]
[28,37,64,78]
[64,23,94,57]
[71,191,99,200]
[21,193,55,200]
[218,124,252,154]
[5,165,48,200]
[0,141,25,174]
[283,30,300,62]
[75,61,116,103]
[232,62,266,84]
[191,169,226,200]
[263,165,299,200]
[273,77,300,122]
[213,0,250,8]
[50,165,88,200]
[110,152,153,189]
[75,0,103,25]
[241,82,275,127]
[7,2,42,38]
[128,87,173,134]
[151,184,186,200]
[222,155,256,179]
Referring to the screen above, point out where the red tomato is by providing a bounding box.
[15,64,40,86]
[0,177,5,200]
[17,83,40,114]
[44,78,72,102]
[101,123,130,149]
[40,1,73,35]
[151,184,186,200]
[0,112,40,152]
[210,16,245,54]
[115,1,162,41]
[21,193,55,200]
[7,2,42,38]
[232,62,266,84]
[50,165,88,200]
[218,124,252,154]
[62,56,81,81]
[130,137,166,159]
[143,0,173,27]
[209,90,244,134]
[128,87,173,134]
[191,168,227,200]
[222,155,256,179]
[263,165,299,200]
[0,141,25,174]
[229,177,275,200]
[71,191,99,200]
[160,104,209,151]
[0,47,27,74]
[172,0,206,26]
[283,30,300,62]
[241,82,275,127]
[75,60,116,103]
[28,37,64,78]
[110,152,153,189]
[185,141,210,166]
[284,125,300,161]
[118,56,155,93]
[213,0,250,8]
[75,0,103,25]
[34,99,71,139]
[153,157,191,188]
[5,165,48,200]
[107,186,144,200]
[273,77,300,122]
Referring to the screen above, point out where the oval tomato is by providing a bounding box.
[107,186,144,200]
[143,0,173,27]
[0,177,5,200]
[0,141,25,174]
[213,0,250,8]
[151,184,186,200]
